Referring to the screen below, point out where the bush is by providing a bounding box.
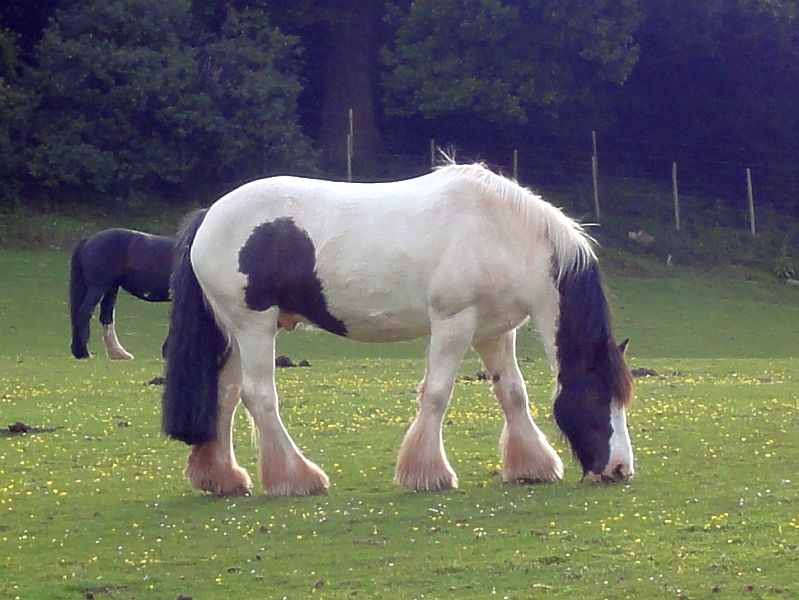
[10,0,316,208]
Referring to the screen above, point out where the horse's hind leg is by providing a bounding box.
[71,287,104,359]
[99,286,134,360]
[185,345,253,496]
[395,310,476,492]
[236,313,329,497]
[474,330,563,483]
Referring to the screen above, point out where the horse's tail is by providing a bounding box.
[69,238,91,358]
[162,209,228,445]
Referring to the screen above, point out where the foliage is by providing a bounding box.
[3,0,799,217]
[10,0,315,206]
[0,28,17,77]
[0,29,31,206]
[382,0,641,127]
[773,260,795,281]
[0,198,183,250]
[198,8,318,183]
[604,0,799,207]
[538,174,799,276]
[22,1,198,200]
[1,250,798,598]
[773,240,795,281]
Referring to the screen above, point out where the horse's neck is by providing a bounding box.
[502,233,560,373]
[528,279,561,373]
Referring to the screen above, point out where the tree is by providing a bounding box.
[383,0,641,131]
[196,7,318,187]
[266,0,386,173]
[23,1,202,200]
[0,0,60,57]
[0,28,33,205]
[17,0,314,206]
[607,0,799,208]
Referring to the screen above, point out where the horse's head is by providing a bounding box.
[554,338,634,482]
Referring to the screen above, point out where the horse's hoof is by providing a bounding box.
[501,428,564,484]
[185,445,253,496]
[261,457,330,497]
[214,484,252,497]
[395,466,459,492]
[502,461,564,484]
[71,347,92,359]
[415,476,458,492]
[195,474,252,497]
[266,482,329,497]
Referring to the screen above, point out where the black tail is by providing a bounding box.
[69,239,91,358]
[162,209,228,444]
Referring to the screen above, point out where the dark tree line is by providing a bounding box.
[1,0,315,206]
[2,1,798,212]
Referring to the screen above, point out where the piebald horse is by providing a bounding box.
[163,163,634,496]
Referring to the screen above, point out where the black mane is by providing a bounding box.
[555,260,632,406]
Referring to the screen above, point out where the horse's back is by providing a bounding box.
[78,229,173,298]
[191,176,436,340]
[76,229,138,284]
[196,170,483,257]
[191,170,539,343]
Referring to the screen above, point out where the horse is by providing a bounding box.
[162,162,634,497]
[70,228,174,360]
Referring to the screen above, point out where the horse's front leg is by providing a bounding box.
[237,317,328,497]
[395,309,476,492]
[474,330,563,483]
[99,286,134,360]
[185,345,252,496]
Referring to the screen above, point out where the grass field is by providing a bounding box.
[1,250,797,599]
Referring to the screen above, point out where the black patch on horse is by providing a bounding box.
[238,218,347,337]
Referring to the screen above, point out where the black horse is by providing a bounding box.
[70,228,174,359]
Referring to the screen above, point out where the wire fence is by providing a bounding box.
[331,114,799,240]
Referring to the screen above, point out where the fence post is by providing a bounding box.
[346,108,354,182]
[591,130,600,221]
[430,139,435,168]
[747,167,756,236]
[672,161,681,231]
[512,149,518,181]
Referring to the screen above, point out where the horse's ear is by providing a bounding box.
[618,338,630,355]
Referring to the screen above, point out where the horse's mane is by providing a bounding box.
[556,262,634,408]
[434,159,595,280]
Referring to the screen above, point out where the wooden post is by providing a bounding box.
[591,130,600,221]
[672,161,681,231]
[430,139,435,168]
[512,149,518,181]
[747,167,756,236]
[346,108,354,182]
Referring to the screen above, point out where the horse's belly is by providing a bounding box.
[336,310,431,342]
[316,243,436,342]
[325,287,431,342]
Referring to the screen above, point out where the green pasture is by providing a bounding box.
[1,250,797,599]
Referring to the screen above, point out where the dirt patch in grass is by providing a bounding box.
[83,585,128,598]
[0,421,60,437]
